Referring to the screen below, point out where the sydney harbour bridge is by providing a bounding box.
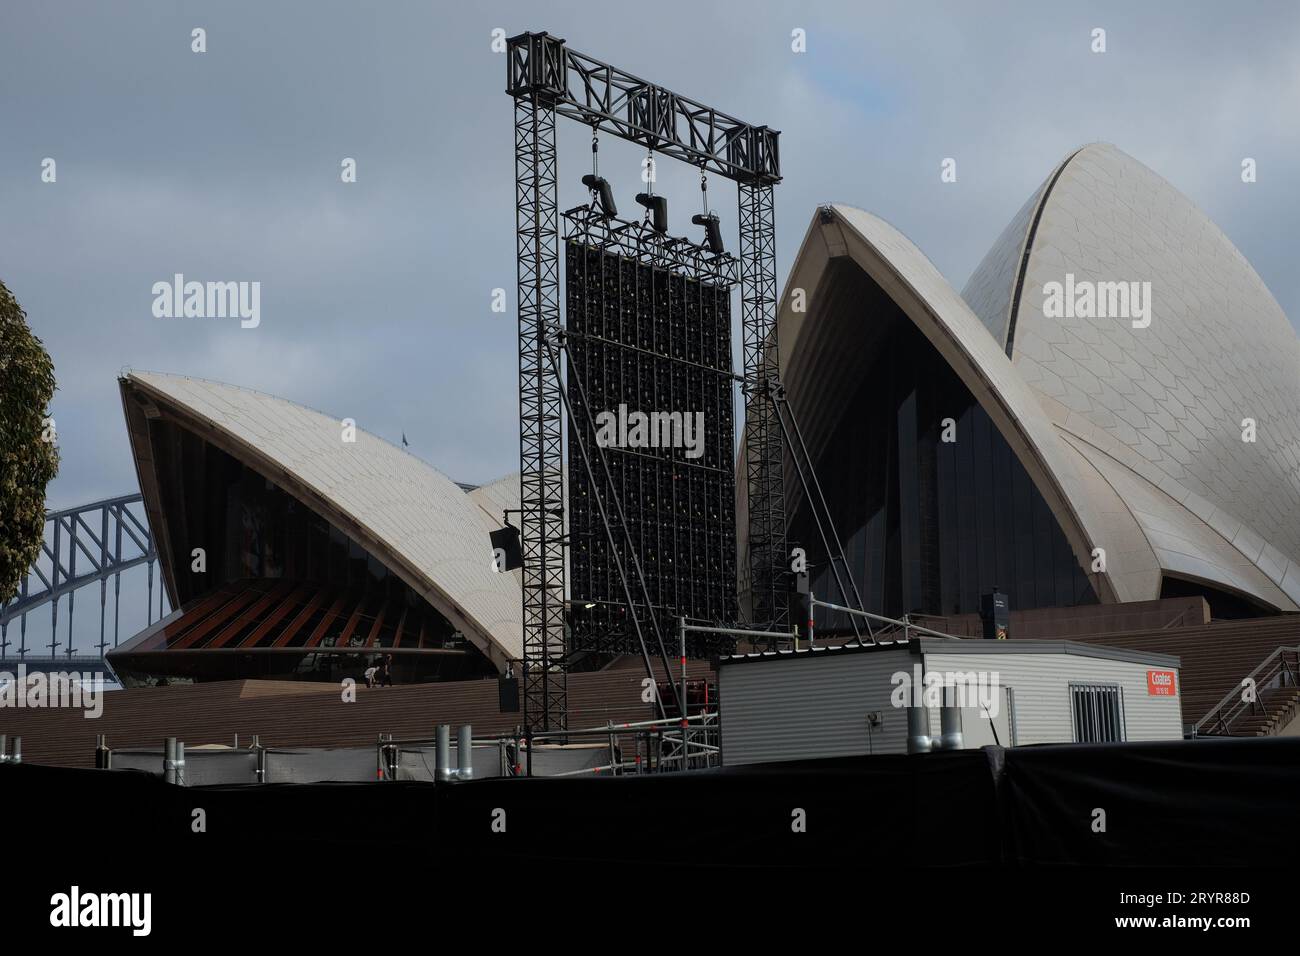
[0,493,166,674]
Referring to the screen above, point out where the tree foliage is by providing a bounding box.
[0,280,59,603]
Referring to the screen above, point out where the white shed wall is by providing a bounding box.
[717,648,913,765]
[922,650,1183,744]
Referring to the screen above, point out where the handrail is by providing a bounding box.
[811,598,967,642]
[375,712,723,780]
[1193,644,1300,737]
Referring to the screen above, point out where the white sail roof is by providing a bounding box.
[123,371,523,667]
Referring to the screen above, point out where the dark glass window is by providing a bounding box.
[792,304,1098,634]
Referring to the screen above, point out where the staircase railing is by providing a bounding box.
[1193,645,1300,737]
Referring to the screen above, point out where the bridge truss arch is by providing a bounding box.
[0,493,164,660]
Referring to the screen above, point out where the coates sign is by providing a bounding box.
[1147,670,1177,697]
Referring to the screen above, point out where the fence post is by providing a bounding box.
[435,725,451,782]
[457,725,473,780]
[906,705,933,754]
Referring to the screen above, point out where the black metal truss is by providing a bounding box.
[508,30,786,726]
[507,32,780,186]
[514,92,567,733]
[739,182,788,633]
[561,206,738,286]
[563,233,738,658]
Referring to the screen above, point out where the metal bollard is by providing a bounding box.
[387,734,401,780]
[0,734,7,764]
[164,737,177,784]
[457,725,473,780]
[939,693,964,751]
[906,706,932,754]
[435,724,452,782]
[9,736,20,765]
[95,734,110,769]
[175,740,186,785]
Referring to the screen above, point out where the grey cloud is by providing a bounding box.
[2,0,1297,515]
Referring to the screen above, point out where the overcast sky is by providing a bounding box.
[3,0,1299,514]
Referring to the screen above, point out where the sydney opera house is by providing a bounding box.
[768,143,1300,630]
[106,143,1300,694]
[109,371,524,685]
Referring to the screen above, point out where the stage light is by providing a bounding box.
[581,174,618,218]
[692,212,725,255]
[635,192,669,234]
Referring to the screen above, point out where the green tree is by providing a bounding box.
[0,280,59,603]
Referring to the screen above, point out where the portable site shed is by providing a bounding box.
[716,638,1183,766]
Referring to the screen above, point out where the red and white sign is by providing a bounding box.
[1147,669,1177,697]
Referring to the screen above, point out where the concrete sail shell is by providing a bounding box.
[964,144,1300,609]
[121,371,523,668]
[749,142,1300,613]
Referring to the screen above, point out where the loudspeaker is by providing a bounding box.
[980,588,1010,640]
[489,524,523,571]
[498,676,519,712]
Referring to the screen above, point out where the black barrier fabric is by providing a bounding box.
[999,736,1300,865]
[4,740,1299,939]
[7,739,1300,865]
[0,749,998,866]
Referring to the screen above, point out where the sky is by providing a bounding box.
[2,1,1298,510]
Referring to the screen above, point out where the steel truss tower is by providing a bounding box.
[507,30,784,732]
[512,71,568,732]
[739,182,787,634]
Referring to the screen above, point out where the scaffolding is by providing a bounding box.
[506,30,785,732]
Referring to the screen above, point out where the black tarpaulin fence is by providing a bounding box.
[4,737,1299,867]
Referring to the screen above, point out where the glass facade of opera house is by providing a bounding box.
[789,256,1272,634]
[801,316,1098,625]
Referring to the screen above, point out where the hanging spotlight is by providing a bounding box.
[692,168,724,254]
[581,174,618,217]
[635,192,668,234]
[692,212,725,255]
[582,127,617,218]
